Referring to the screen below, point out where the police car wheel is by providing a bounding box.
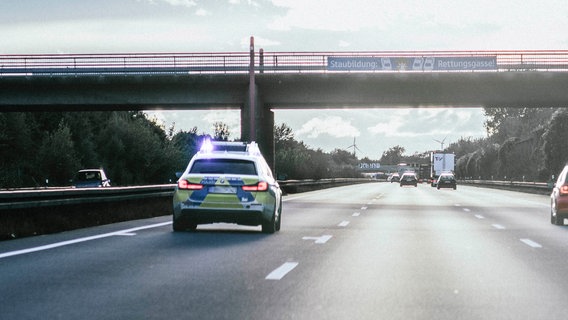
[262,219,276,234]
[276,216,281,231]
[172,220,185,232]
[262,210,277,234]
[173,219,197,232]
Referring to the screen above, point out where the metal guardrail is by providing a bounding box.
[278,178,372,193]
[0,179,370,210]
[0,179,552,210]
[0,185,176,210]
[1,50,568,76]
[459,179,552,195]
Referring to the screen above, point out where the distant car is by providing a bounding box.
[74,169,111,188]
[389,173,400,183]
[430,177,437,187]
[172,140,282,233]
[551,164,568,225]
[436,173,456,190]
[399,172,418,187]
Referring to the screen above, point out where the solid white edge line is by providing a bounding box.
[266,262,299,280]
[0,221,172,259]
[116,232,137,236]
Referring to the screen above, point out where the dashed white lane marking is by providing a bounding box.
[266,262,299,280]
[474,214,485,219]
[492,224,506,230]
[352,212,360,217]
[302,235,333,244]
[520,239,542,248]
[338,220,350,227]
[463,208,471,212]
[454,204,461,207]
[0,222,172,259]
[361,206,368,210]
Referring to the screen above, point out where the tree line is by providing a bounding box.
[0,111,360,188]
[375,107,568,182]
[454,107,568,181]
[1,107,567,188]
[0,112,194,187]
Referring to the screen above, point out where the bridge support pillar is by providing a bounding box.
[241,36,275,173]
[241,86,275,173]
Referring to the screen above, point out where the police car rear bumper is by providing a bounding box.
[174,204,271,227]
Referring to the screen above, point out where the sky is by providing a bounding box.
[2,0,567,159]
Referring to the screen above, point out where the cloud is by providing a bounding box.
[267,0,568,50]
[296,116,360,139]
[144,0,197,7]
[268,0,391,31]
[267,0,507,32]
[4,0,566,55]
[229,0,261,6]
[367,109,407,133]
[0,18,217,53]
[241,36,281,49]
[368,108,484,138]
[368,120,402,137]
[195,8,209,16]
[202,110,241,137]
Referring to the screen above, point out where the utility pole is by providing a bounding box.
[249,36,256,141]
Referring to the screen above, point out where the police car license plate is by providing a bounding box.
[209,186,236,194]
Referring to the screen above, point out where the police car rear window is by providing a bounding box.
[190,159,257,175]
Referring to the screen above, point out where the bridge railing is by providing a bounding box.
[261,50,568,72]
[0,52,251,75]
[1,50,568,76]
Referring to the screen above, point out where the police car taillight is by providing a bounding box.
[178,180,203,190]
[242,181,268,192]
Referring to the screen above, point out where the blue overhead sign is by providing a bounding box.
[359,162,381,170]
[327,56,497,71]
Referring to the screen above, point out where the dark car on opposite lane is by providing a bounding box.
[74,169,111,188]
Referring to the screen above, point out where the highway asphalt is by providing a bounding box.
[1,182,567,319]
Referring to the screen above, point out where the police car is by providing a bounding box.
[173,140,282,233]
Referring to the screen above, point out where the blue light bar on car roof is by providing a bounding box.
[199,139,260,155]
[200,138,214,153]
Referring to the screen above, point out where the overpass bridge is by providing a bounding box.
[2,40,568,168]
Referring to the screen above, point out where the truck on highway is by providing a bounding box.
[430,152,455,187]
